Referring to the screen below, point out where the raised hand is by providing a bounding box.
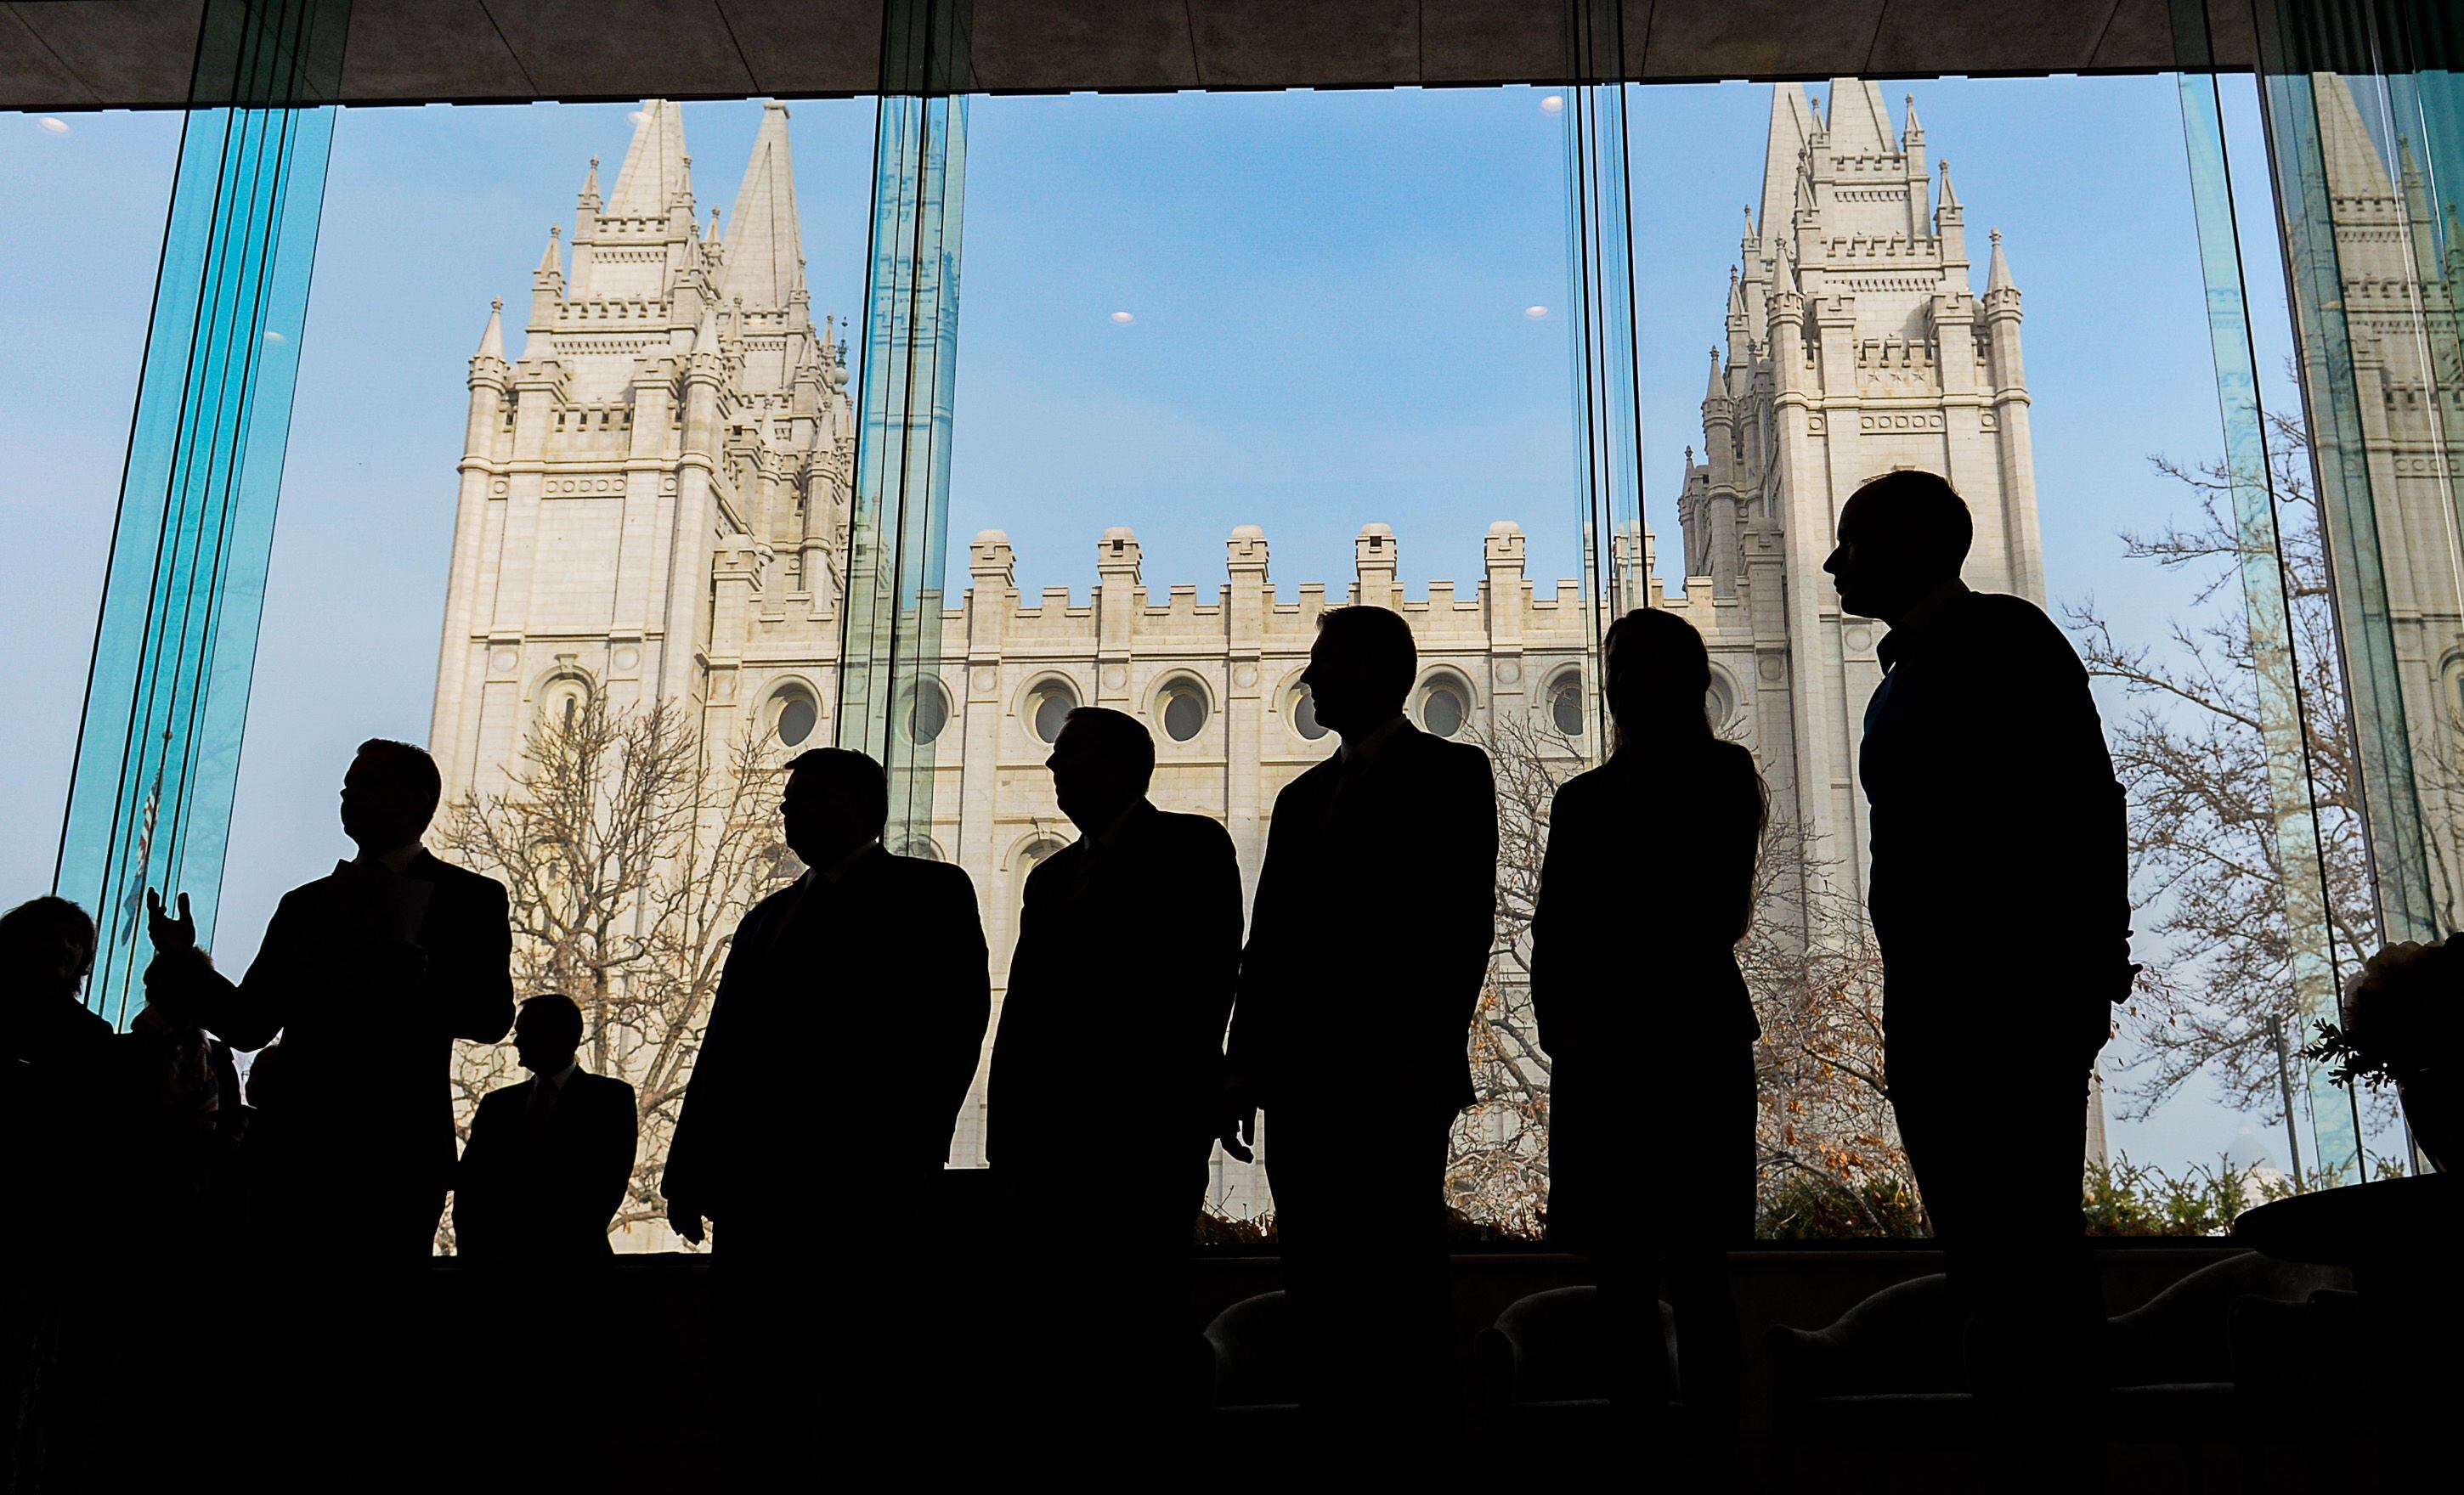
[146,889,197,957]
[1218,1074,1257,1165]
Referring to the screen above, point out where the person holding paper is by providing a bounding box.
[146,737,514,1494]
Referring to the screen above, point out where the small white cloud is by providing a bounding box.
[1540,96,1564,116]
[38,117,71,136]
[1524,305,1548,320]
[628,110,649,127]
[1109,310,1134,324]
[263,330,286,343]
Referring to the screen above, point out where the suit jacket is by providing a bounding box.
[662,846,989,1226]
[986,802,1243,1176]
[1857,583,2130,1057]
[1227,720,1498,1115]
[1530,742,1762,1057]
[150,849,515,1211]
[455,1067,637,1261]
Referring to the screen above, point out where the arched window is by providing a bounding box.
[1026,679,1080,744]
[1416,675,1470,739]
[1157,678,1209,742]
[1547,673,1585,736]
[539,674,591,739]
[1290,683,1329,742]
[768,683,820,748]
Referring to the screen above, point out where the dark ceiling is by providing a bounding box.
[3,1,2252,111]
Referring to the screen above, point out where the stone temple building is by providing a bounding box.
[429,82,2058,1220]
[2301,74,2464,933]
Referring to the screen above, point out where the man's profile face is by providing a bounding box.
[339,753,425,854]
[513,1005,579,1075]
[1299,630,1385,741]
[1823,493,1911,621]
[1044,719,1109,828]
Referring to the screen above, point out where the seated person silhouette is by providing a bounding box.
[1220,605,1499,1485]
[986,706,1242,1487]
[455,993,636,1264]
[1825,470,2130,1492]
[1531,607,1763,1491]
[663,747,989,1491]
[145,737,514,1494]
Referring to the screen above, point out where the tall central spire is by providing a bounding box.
[721,100,806,312]
[606,99,689,218]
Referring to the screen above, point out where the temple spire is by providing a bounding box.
[535,225,562,279]
[722,100,806,312]
[1704,345,1726,401]
[606,99,688,217]
[476,297,506,360]
[579,155,600,210]
[1986,228,2016,293]
[1938,159,1961,212]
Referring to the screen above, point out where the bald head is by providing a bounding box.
[1823,470,1972,623]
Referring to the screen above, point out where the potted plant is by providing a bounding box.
[2303,939,2464,1172]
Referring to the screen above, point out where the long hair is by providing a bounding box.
[1602,607,1714,752]
[1601,608,1767,836]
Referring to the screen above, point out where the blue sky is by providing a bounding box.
[0,76,2361,1176]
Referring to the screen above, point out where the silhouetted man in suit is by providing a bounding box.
[664,747,989,1490]
[455,992,635,1491]
[1222,605,1498,1485]
[1827,471,2131,1491]
[147,737,515,1494]
[987,706,1242,1486]
[456,992,636,1262]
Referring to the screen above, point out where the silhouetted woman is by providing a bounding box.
[1531,608,1763,1490]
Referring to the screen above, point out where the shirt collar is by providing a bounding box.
[352,842,425,874]
[801,838,884,889]
[1089,798,1151,853]
[537,1060,579,1092]
[1339,714,1410,768]
[1875,578,1970,672]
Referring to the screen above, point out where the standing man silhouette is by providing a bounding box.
[1222,605,1498,1484]
[455,992,636,1488]
[146,738,515,1494]
[987,706,1243,1487]
[1826,470,2131,1491]
[455,992,636,1263]
[664,746,989,1490]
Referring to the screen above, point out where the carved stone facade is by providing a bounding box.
[431,82,2056,1220]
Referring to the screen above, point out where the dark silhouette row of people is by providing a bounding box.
[2,470,2134,1492]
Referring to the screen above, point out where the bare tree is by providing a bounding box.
[435,697,791,1242]
[1449,713,1575,1237]
[2060,410,2385,1125]
[1739,815,1911,1233]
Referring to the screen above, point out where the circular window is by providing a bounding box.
[1027,680,1080,744]
[770,685,819,748]
[1547,675,1585,736]
[1291,685,1329,742]
[906,680,951,745]
[1418,680,1468,739]
[1159,680,1208,742]
[1706,677,1736,731]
